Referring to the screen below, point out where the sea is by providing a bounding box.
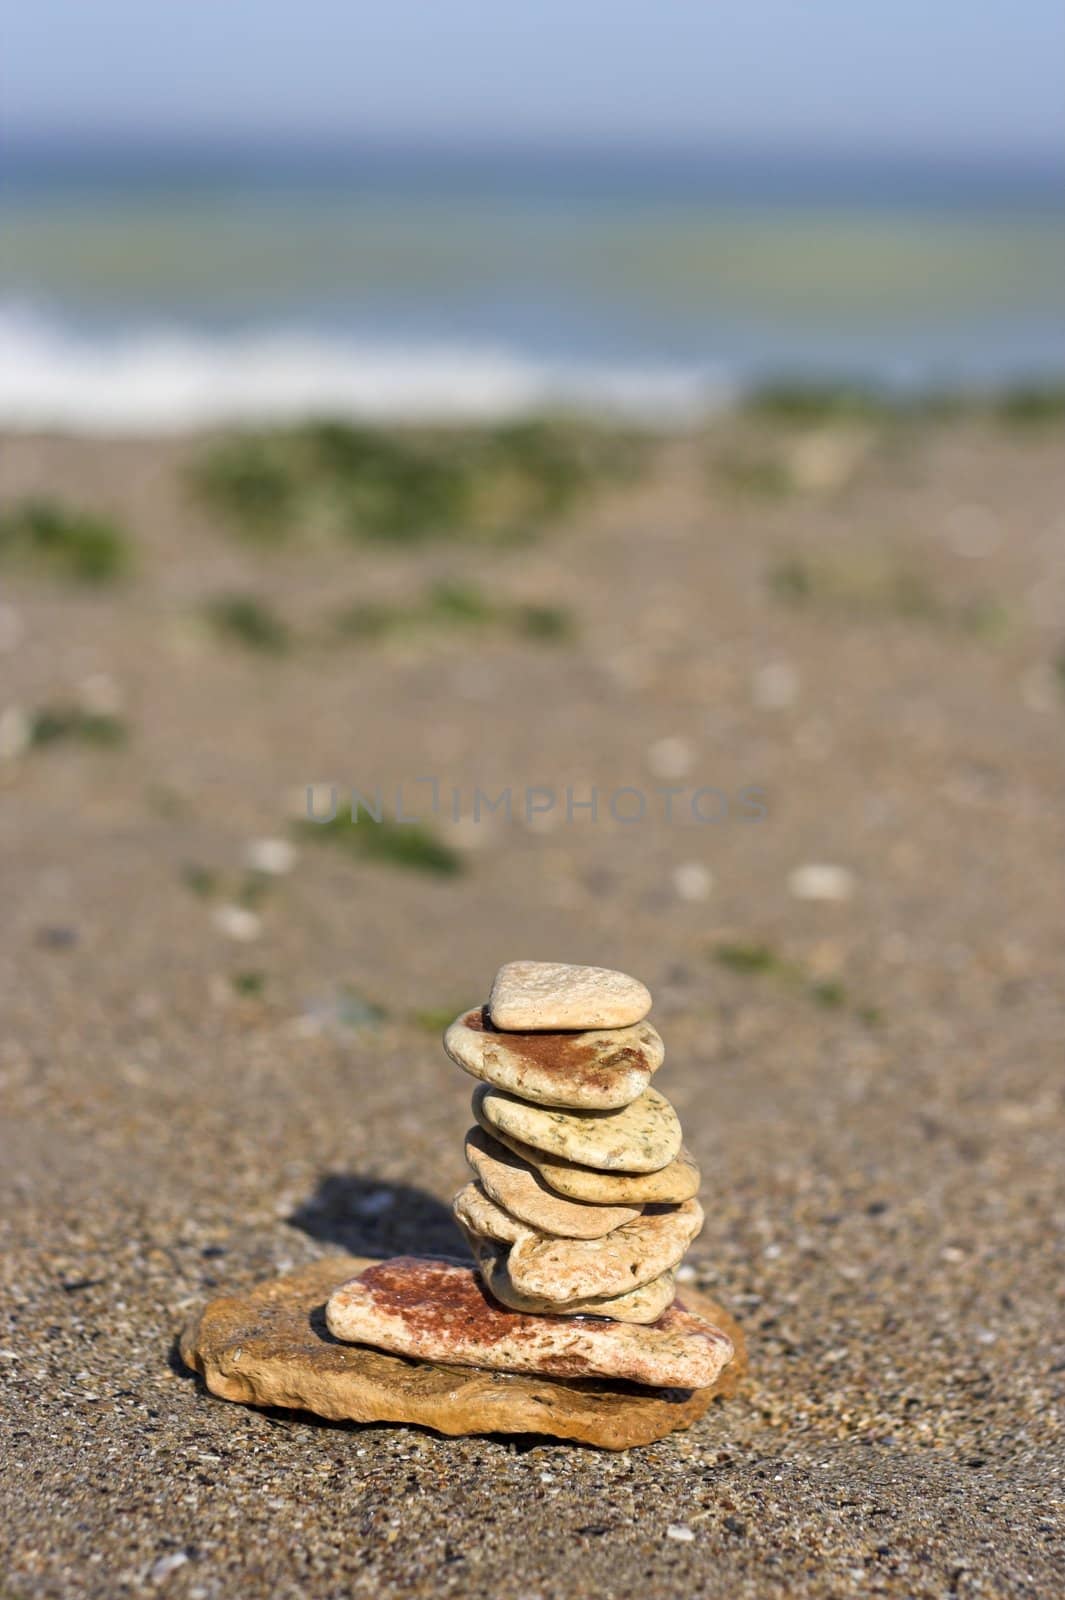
[2,141,1063,430]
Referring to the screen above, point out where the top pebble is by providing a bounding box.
[489,961,652,1032]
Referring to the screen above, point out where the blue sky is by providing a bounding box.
[4,0,1063,164]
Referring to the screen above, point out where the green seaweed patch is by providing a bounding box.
[180,862,276,910]
[333,580,575,645]
[991,384,1065,427]
[768,553,1009,638]
[713,941,782,975]
[768,557,815,603]
[298,813,463,877]
[28,706,128,748]
[956,598,1011,642]
[187,437,298,541]
[421,580,497,626]
[180,863,220,899]
[236,871,273,909]
[332,583,488,642]
[514,603,574,641]
[809,978,848,1010]
[411,1005,467,1033]
[712,941,876,1023]
[302,421,475,543]
[743,381,902,426]
[0,499,131,583]
[192,417,644,548]
[205,593,290,655]
[744,377,1065,429]
[477,417,636,520]
[714,451,798,498]
[231,970,266,997]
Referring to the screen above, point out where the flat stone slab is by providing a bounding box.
[479,1115,702,1204]
[475,1083,682,1173]
[179,1255,746,1450]
[328,1256,728,1386]
[465,1127,643,1238]
[488,961,652,1032]
[509,1198,703,1301]
[453,1179,530,1244]
[445,1007,664,1110]
[454,1181,703,1301]
[471,1238,679,1323]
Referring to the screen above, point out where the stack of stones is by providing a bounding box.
[448,961,704,1325]
[326,961,734,1393]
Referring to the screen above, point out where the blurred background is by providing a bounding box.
[2,0,1064,423]
[2,9,1065,1593]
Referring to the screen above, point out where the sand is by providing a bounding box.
[1,416,1063,1598]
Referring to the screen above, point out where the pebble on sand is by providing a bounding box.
[454,1181,701,1302]
[77,672,123,715]
[788,863,855,902]
[672,862,713,901]
[211,904,263,942]
[646,735,694,780]
[477,1115,702,1205]
[488,960,653,1032]
[463,1238,682,1325]
[464,1127,642,1238]
[244,836,298,876]
[445,1006,663,1110]
[752,659,800,710]
[475,1082,682,1173]
[501,1197,704,1302]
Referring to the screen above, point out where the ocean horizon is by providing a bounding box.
[2,138,1063,430]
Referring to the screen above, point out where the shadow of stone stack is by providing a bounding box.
[449,961,705,1329]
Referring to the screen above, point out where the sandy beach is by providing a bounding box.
[1,409,1063,1598]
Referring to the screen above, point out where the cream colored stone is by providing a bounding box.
[444,1007,663,1110]
[488,960,652,1031]
[470,1237,679,1325]
[180,1254,747,1449]
[475,1083,681,1173]
[455,1179,703,1304]
[465,1127,642,1238]
[505,1198,704,1302]
[476,1112,701,1204]
[452,1180,528,1245]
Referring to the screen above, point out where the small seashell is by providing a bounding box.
[211,904,262,942]
[244,837,297,875]
[752,660,799,710]
[646,736,694,780]
[788,863,855,902]
[672,862,713,902]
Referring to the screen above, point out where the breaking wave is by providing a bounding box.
[0,306,720,432]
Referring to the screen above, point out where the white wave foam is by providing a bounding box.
[0,307,721,431]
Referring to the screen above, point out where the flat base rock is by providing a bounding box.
[179,1255,746,1450]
